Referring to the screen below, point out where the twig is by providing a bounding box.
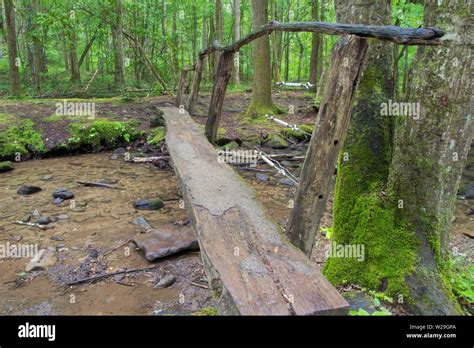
[128,156,170,163]
[76,180,119,189]
[66,264,159,286]
[190,282,209,289]
[15,221,49,230]
[102,239,132,257]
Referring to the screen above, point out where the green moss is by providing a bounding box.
[0,161,14,173]
[219,141,239,151]
[67,120,143,151]
[280,125,313,141]
[244,101,285,119]
[0,119,45,160]
[191,307,219,316]
[147,126,166,145]
[325,184,417,297]
[299,124,314,134]
[0,113,16,125]
[264,134,289,149]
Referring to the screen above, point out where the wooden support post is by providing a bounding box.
[187,55,205,115]
[286,35,369,256]
[175,68,188,107]
[204,51,234,144]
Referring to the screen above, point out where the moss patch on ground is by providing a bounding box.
[67,120,144,151]
[146,126,166,145]
[0,119,45,160]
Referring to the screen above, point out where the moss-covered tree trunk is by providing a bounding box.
[325,0,397,291]
[4,0,21,95]
[387,0,472,315]
[246,0,278,117]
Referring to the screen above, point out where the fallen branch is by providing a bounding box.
[15,221,49,230]
[102,239,132,257]
[128,156,170,163]
[66,264,160,286]
[189,282,209,289]
[76,180,119,189]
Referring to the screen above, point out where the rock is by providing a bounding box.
[150,112,165,128]
[57,214,69,220]
[41,175,53,181]
[465,184,474,199]
[31,209,40,217]
[279,178,296,186]
[132,216,153,230]
[0,161,14,173]
[20,214,32,223]
[25,249,57,272]
[110,154,119,160]
[17,185,42,195]
[133,225,199,261]
[256,173,269,182]
[37,216,51,225]
[219,141,239,151]
[53,188,74,200]
[50,235,64,241]
[114,147,127,154]
[154,274,176,289]
[88,249,99,259]
[57,243,66,248]
[463,230,474,238]
[133,198,164,210]
[48,216,58,222]
[52,197,64,205]
[265,134,289,149]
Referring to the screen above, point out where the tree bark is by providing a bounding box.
[309,0,320,88]
[246,0,276,117]
[286,35,369,255]
[112,0,125,87]
[4,0,21,95]
[205,51,234,143]
[387,0,472,315]
[232,0,240,85]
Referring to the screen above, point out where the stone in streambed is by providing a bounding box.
[0,161,14,173]
[133,198,164,210]
[132,216,153,230]
[17,185,42,195]
[154,274,176,289]
[52,197,64,205]
[265,134,289,149]
[279,178,296,186]
[52,188,74,200]
[37,216,51,225]
[256,173,269,182]
[133,225,199,261]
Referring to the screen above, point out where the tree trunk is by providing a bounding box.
[205,51,234,143]
[232,0,240,85]
[286,35,369,255]
[4,0,21,95]
[387,0,472,315]
[324,0,396,295]
[309,0,320,88]
[246,0,277,117]
[112,0,125,87]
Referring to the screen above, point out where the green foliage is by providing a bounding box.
[449,257,474,306]
[67,120,143,151]
[0,120,45,159]
[0,161,14,172]
[147,127,166,145]
[320,226,334,240]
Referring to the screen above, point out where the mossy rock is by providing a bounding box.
[147,127,166,145]
[299,124,315,134]
[280,127,312,141]
[150,110,165,127]
[191,307,219,316]
[219,141,239,151]
[0,161,14,173]
[0,119,45,160]
[264,134,289,149]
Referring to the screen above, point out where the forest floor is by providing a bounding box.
[0,90,472,315]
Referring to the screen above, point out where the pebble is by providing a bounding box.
[279,178,296,186]
[50,235,64,241]
[110,154,119,160]
[41,175,53,181]
[37,216,51,225]
[256,173,269,182]
[53,188,75,200]
[58,214,70,220]
[52,197,64,205]
[32,209,40,217]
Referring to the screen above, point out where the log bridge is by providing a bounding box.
[164,20,444,315]
[161,106,348,315]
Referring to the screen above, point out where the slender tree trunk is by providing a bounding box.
[387,0,472,315]
[246,0,277,117]
[232,0,240,85]
[112,0,125,87]
[4,0,21,95]
[214,0,223,79]
[309,0,320,88]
